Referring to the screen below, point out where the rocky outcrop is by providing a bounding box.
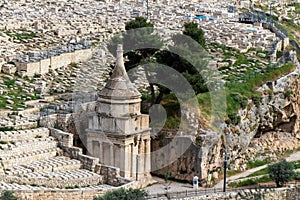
[225,51,300,170]
[151,51,300,182]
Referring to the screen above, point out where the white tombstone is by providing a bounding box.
[100,50,106,59]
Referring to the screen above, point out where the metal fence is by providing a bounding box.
[146,184,300,199]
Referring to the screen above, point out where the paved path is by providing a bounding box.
[145,177,200,195]
[214,151,300,188]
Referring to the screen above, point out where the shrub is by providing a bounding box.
[93,188,148,200]
[284,90,293,100]
[276,51,283,59]
[228,175,271,187]
[251,95,262,108]
[247,160,271,169]
[268,159,295,187]
[226,113,241,125]
[0,191,18,200]
[231,93,248,109]
[195,136,203,146]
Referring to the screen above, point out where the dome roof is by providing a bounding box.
[98,44,141,100]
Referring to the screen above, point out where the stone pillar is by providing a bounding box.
[93,116,98,129]
[119,144,125,177]
[144,139,151,175]
[138,139,145,175]
[114,144,121,169]
[88,117,93,129]
[124,145,130,178]
[86,139,93,156]
[99,142,103,163]
[130,143,134,177]
[92,140,100,159]
[131,143,138,179]
[110,144,114,166]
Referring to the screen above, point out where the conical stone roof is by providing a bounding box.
[98,44,141,100]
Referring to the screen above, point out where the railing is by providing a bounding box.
[146,184,279,199]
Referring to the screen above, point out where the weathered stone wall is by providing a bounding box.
[97,164,124,186]
[0,127,49,141]
[74,49,93,63]
[39,58,50,74]
[14,48,91,77]
[10,190,104,200]
[4,180,138,200]
[26,61,40,77]
[0,174,102,189]
[171,187,300,200]
[50,55,62,70]
[151,130,222,184]
[262,22,289,62]
[49,128,73,147]
[50,129,99,171]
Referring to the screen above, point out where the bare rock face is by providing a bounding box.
[246,131,300,162]
[225,56,300,170]
[151,54,300,182]
[151,129,223,185]
[257,72,300,135]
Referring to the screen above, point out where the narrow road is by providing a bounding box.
[214,151,300,188]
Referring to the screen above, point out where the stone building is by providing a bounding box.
[86,44,151,180]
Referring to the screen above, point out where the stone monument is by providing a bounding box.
[86,44,151,180]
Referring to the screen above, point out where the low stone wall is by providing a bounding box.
[77,154,99,171]
[15,48,93,77]
[97,164,122,186]
[168,187,300,200]
[3,178,138,200]
[0,174,102,189]
[49,128,73,147]
[11,189,105,200]
[0,127,49,141]
[262,23,289,62]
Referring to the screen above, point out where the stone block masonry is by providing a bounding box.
[13,48,93,77]
[164,187,300,200]
[0,127,135,192]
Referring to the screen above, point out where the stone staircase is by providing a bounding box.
[0,128,103,188]
[6,156,82,175]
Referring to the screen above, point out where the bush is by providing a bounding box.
[276,51,283,59]
[251,95,262,108]
[247,160,271,169]
[226,113,241,125]
[284,90,293,100]
[268,159,295,187]
[231,93,248,109]
[228,175,271,187]
[0,191,18,200]
[93,188,148,200]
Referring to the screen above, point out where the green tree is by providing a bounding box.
[183,22,206,48]
[125,16,153,31]
[0,191,18,200]
[107,17,163,105]
[93,188,147,200]
[107,17,209,127]
[268,159,295,187]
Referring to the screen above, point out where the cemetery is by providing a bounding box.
[0,0,299,199]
